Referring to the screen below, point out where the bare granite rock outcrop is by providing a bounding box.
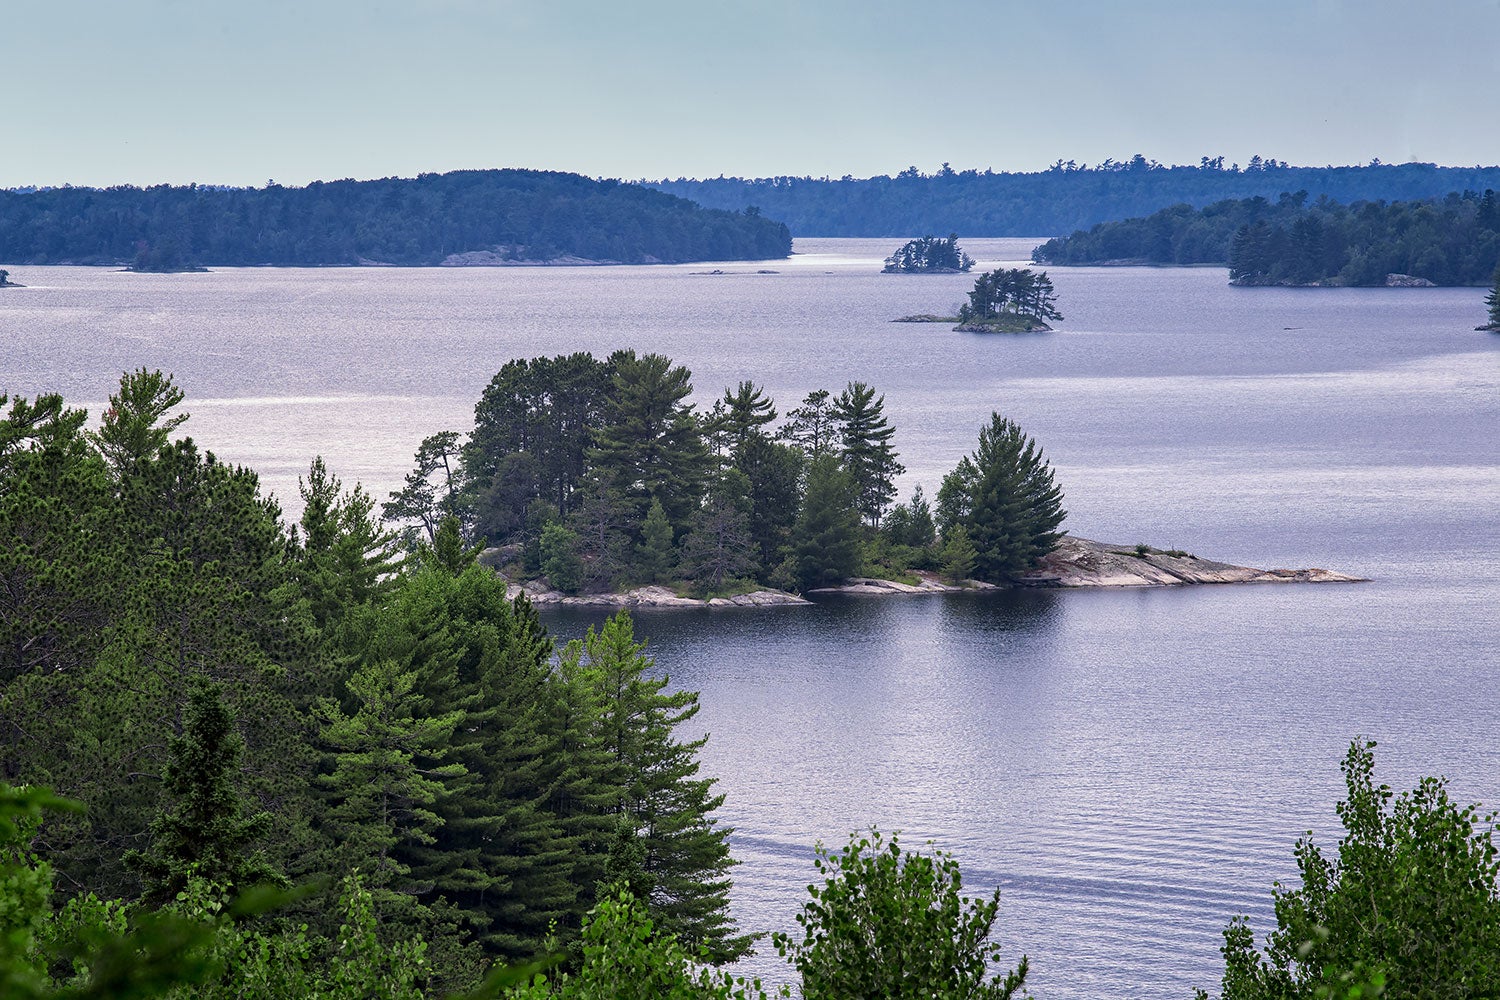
[1016,536,1365,588]
[486,535,1362,610]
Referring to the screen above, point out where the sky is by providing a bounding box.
[5,0,1499,188]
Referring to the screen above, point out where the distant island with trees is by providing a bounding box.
[649,157,1500,236]
[1032,190,1500,287]
[0,169,792,268]
[882,234,974,273]
[895,267,1062,333]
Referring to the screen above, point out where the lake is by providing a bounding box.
[3,239,1497,997]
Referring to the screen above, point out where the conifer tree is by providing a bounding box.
[90,368,187,479]
[316,658,465,920]
[779,389,838,457]
[937,414,1066,582]
[559,612,750,962]
[589,350,709,531]
[127,678,285,906]
[679,469,757,593]
[791,455,863,592]
[719,381,777,459]
[834,382,904,527]
[1486,262,1500,328]
[636,498,676,584]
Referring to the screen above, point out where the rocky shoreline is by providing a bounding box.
[496,536,1363,609]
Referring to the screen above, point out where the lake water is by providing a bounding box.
[3,240,1498,997]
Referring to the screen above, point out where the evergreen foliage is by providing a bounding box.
[558,613,749,962]
[1034,189,1500,287]
[882,234,975,273]
[126,678,286,906]
[0,169,792,266]
[790,456,864,592]
[833,382,904,527]
[958,268,1062,324]
[1486,263,1500,328]
[636,499,677,584]
[1202,740,1500,1000]
[937,414,1067,582]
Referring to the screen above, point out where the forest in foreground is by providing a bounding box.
[0,170,792,268]
[4,373,1500,998]
[649,158,1500,237]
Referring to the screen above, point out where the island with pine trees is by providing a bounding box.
[382,349,1361,606]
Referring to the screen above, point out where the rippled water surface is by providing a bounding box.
[4,240,1498,997]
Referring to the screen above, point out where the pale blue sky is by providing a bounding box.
[4,0,1498,187]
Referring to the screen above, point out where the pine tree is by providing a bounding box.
[791,455,863,592]
[834,382,904,527]
[937,414,1067,582]
[559,612,750,962]
[679,469,757,593]
[720,381,777,458]
[127,678,286,906]
[778,388,838,457]
[589,350,710,531]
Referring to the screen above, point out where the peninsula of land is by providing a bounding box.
[496,536,1363,608]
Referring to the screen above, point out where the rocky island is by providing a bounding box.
[494,535,1362,608]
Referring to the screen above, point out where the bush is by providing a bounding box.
[1201,740,1500,1000]
[773,830,1028,1000]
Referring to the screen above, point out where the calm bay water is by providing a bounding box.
[3,240,1498,997]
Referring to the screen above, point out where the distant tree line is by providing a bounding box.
[649,157,1500,237]
[386,352,1068,596]
[882,234,974,272]
[0,169,792,267]
[1032,190,1500,287]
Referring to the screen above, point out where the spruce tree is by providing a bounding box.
[679,469,757,593]
[559,612,750,962]
[127,678,285,906]
[937,413,1067,582]
[636,498,676,585]
[389,566,579,963]
[316,658,465,920]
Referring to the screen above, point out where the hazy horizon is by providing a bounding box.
[5,0,1497,189]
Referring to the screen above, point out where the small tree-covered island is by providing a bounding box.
[882,234,975,273]
[895,267,1065,333]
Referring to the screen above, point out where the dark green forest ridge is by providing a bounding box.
[0,169,792,267]
[1031,189,1500,287]
[650,157,1500,237]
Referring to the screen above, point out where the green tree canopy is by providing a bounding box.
[1203,739,1500,1000]
[937,413,1066,582]
[773,829,1028,1000]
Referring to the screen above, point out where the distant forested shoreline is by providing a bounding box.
[649,157,1500,237]
[1032,190,1500,287]
[0,169,792,267]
